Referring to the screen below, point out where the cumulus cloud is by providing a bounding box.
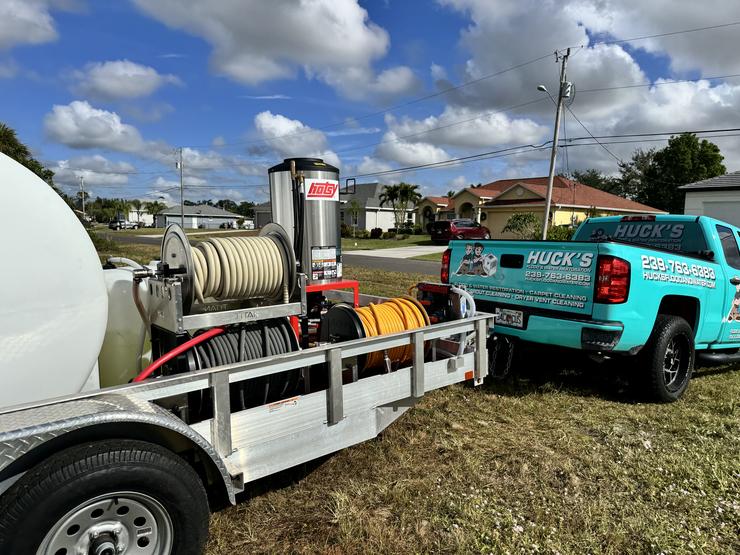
[384,106,547,149]
[51,155,135,186]
[72,60,181,100]
[0,0,63,50]
[44,100,146,152]
[254,111,340,167]
[375,131,449,166]
[357,156,392,175]
[322,65,421,103]
[133,0,418,100]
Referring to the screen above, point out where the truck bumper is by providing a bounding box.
[496,315,625,352]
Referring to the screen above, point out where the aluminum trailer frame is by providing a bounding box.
[0,313,493,504]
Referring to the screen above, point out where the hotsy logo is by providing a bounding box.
[306,180,338,199]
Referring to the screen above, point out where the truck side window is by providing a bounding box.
[716,225,740,270]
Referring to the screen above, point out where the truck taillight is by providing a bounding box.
[595,255,630,304]
[441,249,451,283]
[620,214,655,222]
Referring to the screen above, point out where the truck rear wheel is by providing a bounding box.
[641,315,694,402]
[0,439,209,555]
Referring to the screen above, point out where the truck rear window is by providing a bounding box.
[574,219,709,254]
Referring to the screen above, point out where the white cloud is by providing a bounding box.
[73,60,181,100]
[375,131,449,166]
[0,0,60,50]
[51,155,134,186]
[212,136,226,147]
[449,175,467,189]
[133,0,418,100]
[322,65,421,103]
[384,106,547,149]
[357,156,392,175]
[241,94,291,100]
[254,111,341,167]
[44,100,146,152]
[0,58,17,78]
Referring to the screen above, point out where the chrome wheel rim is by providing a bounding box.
[663,337,685,390]
[38,491,173,555]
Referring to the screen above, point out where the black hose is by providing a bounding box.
[194,318,300,412]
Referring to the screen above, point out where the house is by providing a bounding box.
[419,176,664,239]
[253,183,416,231]
[340,182,416,231]
[154,204,243,229]
[680,171,740,227]
[417,196,455,230]
[127,208,154,227]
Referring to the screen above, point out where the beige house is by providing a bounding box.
[417,196,455,230]
[419,176,664,238]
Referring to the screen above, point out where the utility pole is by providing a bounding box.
[541,47,570,240]
[79,175,86,220]
[176,147,184,227]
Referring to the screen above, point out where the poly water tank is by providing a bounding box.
[0,153,108,408]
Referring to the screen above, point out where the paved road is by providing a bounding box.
[104,233,440,275]
[345,245,446,258]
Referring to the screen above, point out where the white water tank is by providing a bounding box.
[0,153,108,408]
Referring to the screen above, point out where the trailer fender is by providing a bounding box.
[0,394,237,505]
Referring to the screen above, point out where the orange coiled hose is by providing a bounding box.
[355,297,429,369]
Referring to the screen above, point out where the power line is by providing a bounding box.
[564,105,622,163]
[579,72,740,93]
[594,20,740,46]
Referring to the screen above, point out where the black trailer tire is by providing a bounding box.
[640,315,695,402]
[0,439,209,555]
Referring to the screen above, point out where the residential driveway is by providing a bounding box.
[344,245,447,258]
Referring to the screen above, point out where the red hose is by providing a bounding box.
[132,327,225,382]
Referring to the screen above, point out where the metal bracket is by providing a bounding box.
[411,331,425,398]
[327,348,344,425]
[210,372,232,457]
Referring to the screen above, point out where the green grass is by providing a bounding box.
[342,235,435,251]
[411,252,444,262]
[90,239,740,554]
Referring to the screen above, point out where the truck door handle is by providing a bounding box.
[731,276,740,285]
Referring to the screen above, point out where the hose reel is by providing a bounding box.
[160,223,296,314]
[321,296,430,373]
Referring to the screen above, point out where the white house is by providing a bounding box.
[254,183,417,231]
[154,204,243,229]
[340,182,416,231]
[681,171,740,227]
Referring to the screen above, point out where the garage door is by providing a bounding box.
[703,201,740,228]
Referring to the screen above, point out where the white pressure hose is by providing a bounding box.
[451,286,477,318]
[191,236,285,303]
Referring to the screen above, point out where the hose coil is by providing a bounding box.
[193,318,299,411]
[191,236,285,303]
[355,297,429,369]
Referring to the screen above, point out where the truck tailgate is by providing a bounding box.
[448,241,599,319]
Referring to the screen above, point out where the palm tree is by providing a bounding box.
[446,190,455,198]
[0,122,56,187]
[378,184,401,228]
[397,183,422,228]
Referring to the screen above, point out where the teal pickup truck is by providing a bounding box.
[443,215,740,401]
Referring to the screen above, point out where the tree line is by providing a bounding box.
[567,133,726,213]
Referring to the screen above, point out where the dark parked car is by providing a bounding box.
[431,219,490,244]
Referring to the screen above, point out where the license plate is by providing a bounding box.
[495,308,524,328]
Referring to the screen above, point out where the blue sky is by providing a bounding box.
[2,0,740,204]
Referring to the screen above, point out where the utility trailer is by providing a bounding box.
[0,154,496,554]
[0,300,492,554]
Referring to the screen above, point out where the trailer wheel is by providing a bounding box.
[640,315,694,402]
[0,439,209,555]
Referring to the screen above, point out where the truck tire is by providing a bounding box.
[641,315,694,402]
[0,439,209,555]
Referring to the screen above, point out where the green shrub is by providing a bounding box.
[88,230,116,251]
[397,233,410,240]
[340,223,353,238]
[356,229,370,239]
[381,231,396,239]
[412,224,424,235]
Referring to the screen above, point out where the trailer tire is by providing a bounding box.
[640,315,694,402]
[0,439,209,555]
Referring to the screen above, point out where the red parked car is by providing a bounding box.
[431,219,491,244]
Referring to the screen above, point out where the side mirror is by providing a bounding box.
[342,178,356,195]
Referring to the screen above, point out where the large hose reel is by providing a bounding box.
[160,223,296,314]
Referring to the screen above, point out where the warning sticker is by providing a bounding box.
[311,246,339,280]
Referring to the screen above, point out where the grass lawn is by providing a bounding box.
[91,237,740,554]
[411,251,444,262]
[342,234,436,251]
